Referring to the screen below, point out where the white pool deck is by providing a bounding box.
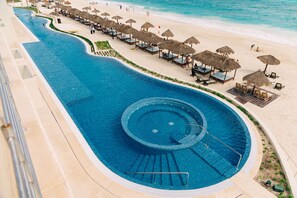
[0,2,295,198]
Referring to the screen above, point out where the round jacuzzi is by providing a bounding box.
[121,98,207,150]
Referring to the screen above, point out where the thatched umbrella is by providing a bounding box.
[82,6,91,12]
[141,22,154,31]
[216,58,241,71]
[184,36,200,48]
[161,29,174,40]
[243,70,270,93]
[64,0,71,5]
[134,30,162,45]
[192,50,217,66]
[216,46,234,56]
[257,55,280,73]
[125,18,136,26]
[92,8,100,15]
[158,40,181,57]
[101,12,110,19]
[173,43,195,55]
[112,15,123,23]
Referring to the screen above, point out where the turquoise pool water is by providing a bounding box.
[16,8,251,190]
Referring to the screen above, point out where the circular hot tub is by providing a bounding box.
[121,97,207,150]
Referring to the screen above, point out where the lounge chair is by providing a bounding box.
[253,89,261,98]
[193,65,211,75]
[241,85,248,94]
[235,83,241,91]
[203,79,217,86]
[274,83,285,90]
[260,92,269,101]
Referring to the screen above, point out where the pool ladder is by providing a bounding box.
[126,171,190,186]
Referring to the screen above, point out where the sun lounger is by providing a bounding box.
[145,46,159,54]
[136,43,149,49]
[274,82,285,90]
[266,72,278,79]
[161,53,177,61]
[118,34,130,40]
[241,85,248,94]
[173,57,187,66]
[235,83,242,91]
[196,76,209,83]
[193,65,211,75]
[253,89,261,98]
[211,71,233,82]
[260,92,269,101]
[125,38,136,45]
[203,79,217,86]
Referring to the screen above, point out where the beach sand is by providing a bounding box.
[4,0,297,196]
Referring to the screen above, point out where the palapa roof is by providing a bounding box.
[82,6,91,10]
[134,30,162,44]
[101,12,110,17]
[104,20,120,29]
[216,46,234,55]
[125,19,136,24]
[112,15,123,20]
[141,22,154,30]
[64,0,71,5]
[243,70,270,87]
[122,26,138,35]
[161,29,174,38]
[257,55,280,65]
[184,36,200,45]
[158,40,180,51]
[192,50,240,71]
[173,43,195,55]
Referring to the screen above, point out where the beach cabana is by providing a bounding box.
[211,57,241,83]
[243,70,270,94]
[192,50,240,82]
[172,43,195,66]
[257,55,280,74]
[216,46,234,56]
[112,15,123,23]
[134,30,162,54]
[122,26,138,44]
[184,36,200,48]
[192,50,215,75]
[158,40,180,60]
[141,22,154,31]
[125,19,136,27]
[161,29,174,40]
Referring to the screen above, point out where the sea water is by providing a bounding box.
[103,0,297,46]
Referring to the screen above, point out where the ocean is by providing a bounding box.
[100,0,297,46]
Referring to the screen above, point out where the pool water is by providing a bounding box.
[16,8,251,190]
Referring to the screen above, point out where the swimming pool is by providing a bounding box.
[16,8,252,191]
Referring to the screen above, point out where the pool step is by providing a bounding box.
[126,153,186,187]
[191,143,235,178]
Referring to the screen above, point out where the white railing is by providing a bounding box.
[188,124,242,169]
[0,55,42,198]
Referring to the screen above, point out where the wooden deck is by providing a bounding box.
[227,88,279,108]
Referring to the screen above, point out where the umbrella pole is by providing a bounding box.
[264,64,268,73]
[252,85,256,94]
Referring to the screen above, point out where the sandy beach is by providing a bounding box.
[1,0,297,196]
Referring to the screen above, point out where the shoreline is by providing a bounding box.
[96,0,297,47]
